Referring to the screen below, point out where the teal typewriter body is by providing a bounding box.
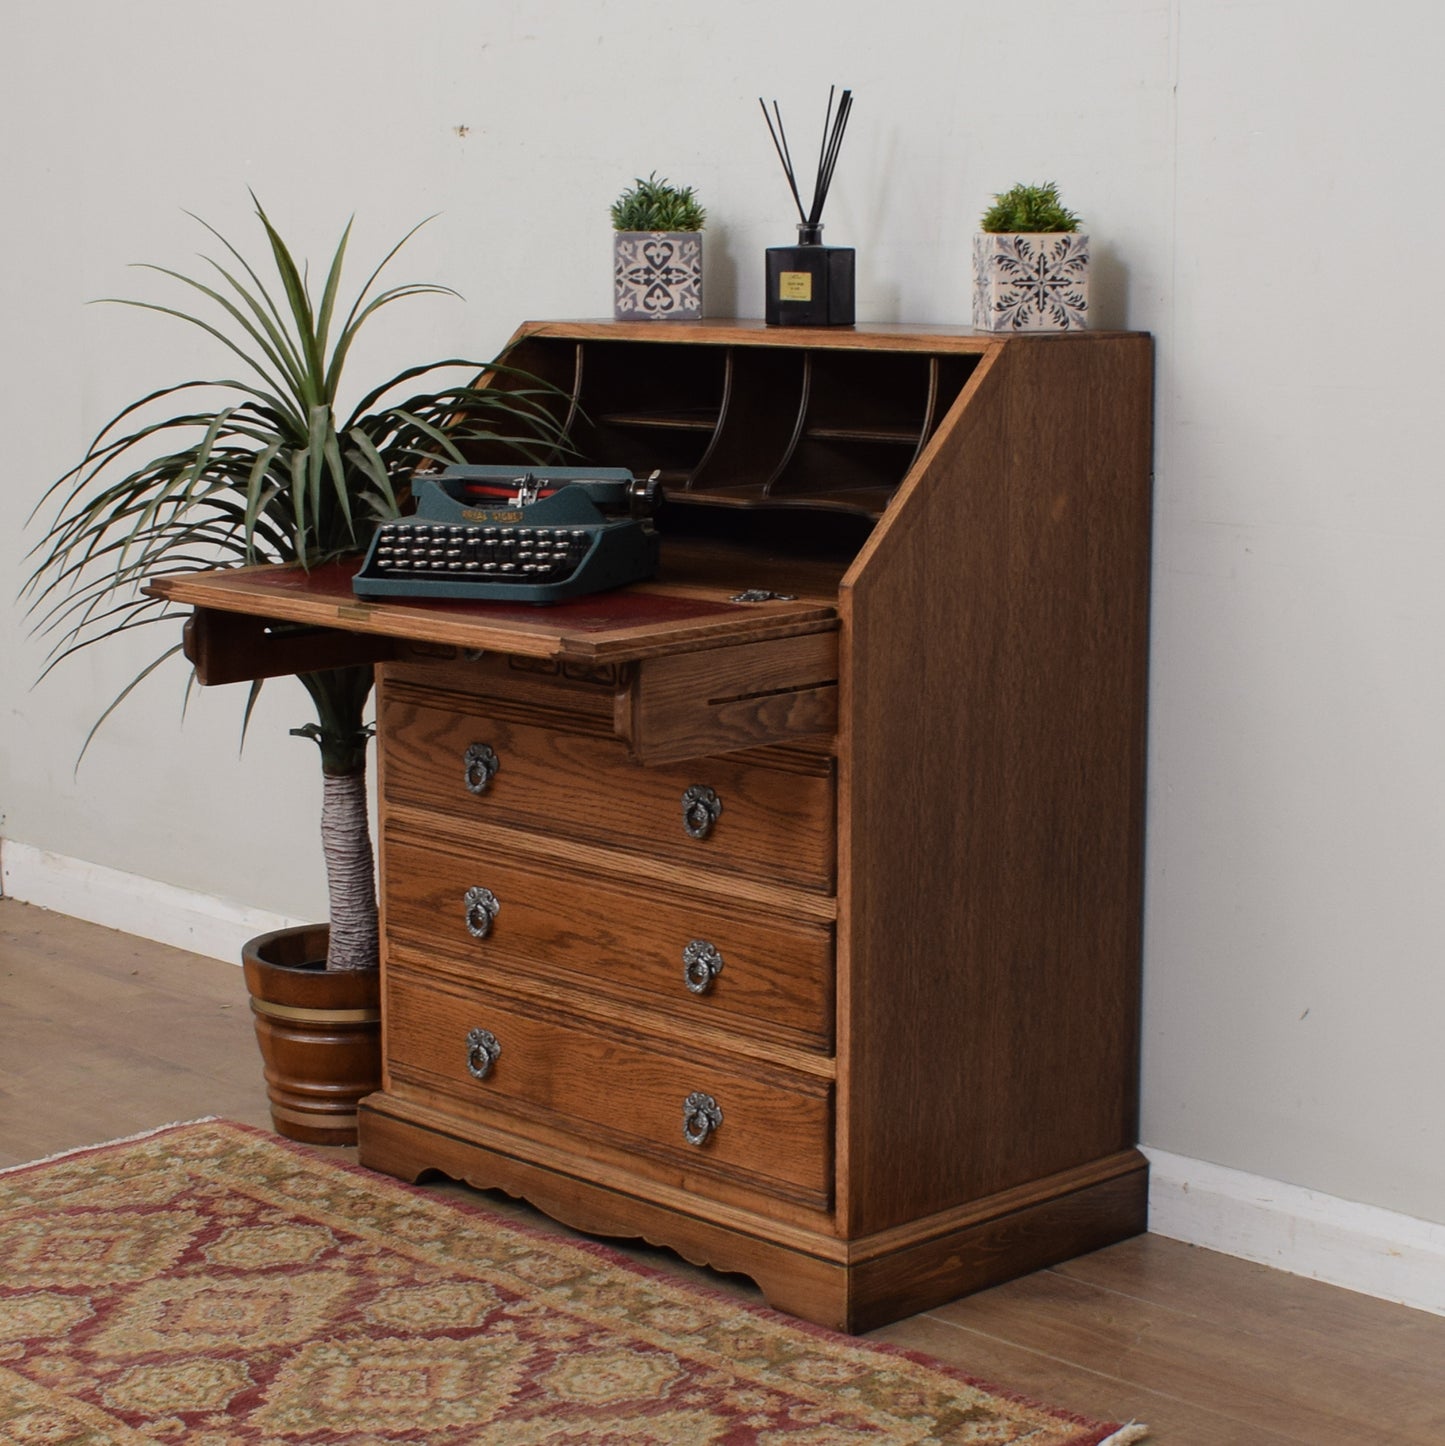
[352,465,661,605]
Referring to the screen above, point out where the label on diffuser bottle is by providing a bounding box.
[778,271,813,301]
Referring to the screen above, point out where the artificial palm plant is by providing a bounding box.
[26,198,566,971]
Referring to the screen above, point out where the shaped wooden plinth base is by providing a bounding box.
[358,1095,1148,1333]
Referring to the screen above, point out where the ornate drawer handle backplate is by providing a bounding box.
[465,1027,501,1080]
[681,785,722,840]
[683,940,724,995]
[463,886,500,939]
[463,743,500,794]
[682,1091,723,1146]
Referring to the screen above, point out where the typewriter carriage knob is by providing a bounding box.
[628,468,662,520]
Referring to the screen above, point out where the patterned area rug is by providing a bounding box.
[0,1120,1148,1444]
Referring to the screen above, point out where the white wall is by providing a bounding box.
[2,0,1442,1236]
[1150,3,1445,1223]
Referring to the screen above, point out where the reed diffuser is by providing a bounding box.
[760,87,856,326]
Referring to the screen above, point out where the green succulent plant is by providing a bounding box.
[980,182,1082,234]
[610,173,707,232]
[24,197,568,971]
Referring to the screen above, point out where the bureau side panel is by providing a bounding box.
[838,334,1154,1235]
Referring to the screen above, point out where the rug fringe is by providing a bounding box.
[1099,1425,1150,1445]
[0,1117,222,1176]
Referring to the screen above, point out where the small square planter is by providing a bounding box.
[614,231,703,321]
[972,232,1089,332]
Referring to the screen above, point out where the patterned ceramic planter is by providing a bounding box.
[972,232,1090,331]
[614,230,703,320]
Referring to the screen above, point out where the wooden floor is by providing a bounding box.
[3,898,1442,1443]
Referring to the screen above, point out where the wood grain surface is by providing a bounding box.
[379,680,837,891]
[382,825,835,1053]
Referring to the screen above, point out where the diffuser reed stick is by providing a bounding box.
[761,100,808,224]
[760,86,854,233]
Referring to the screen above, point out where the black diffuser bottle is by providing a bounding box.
[766,222,855,327]
[761,89,856,327]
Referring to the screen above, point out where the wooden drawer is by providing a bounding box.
[385,967,833,1210]
[380,686,835,891]
[386,629,838,767]
[383,829,834,1052]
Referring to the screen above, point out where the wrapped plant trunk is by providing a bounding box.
[320,769,377,972]
[295,664,379,972]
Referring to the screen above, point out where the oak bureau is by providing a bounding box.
[154,318,1154,1331]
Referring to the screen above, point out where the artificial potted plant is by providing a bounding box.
[25,199,566,1144]
[611,173,706,321]
[972,181,1090,332]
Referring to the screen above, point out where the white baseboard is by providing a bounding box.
[1144,1147,1445,1317]
[5,840,1442,1317]
[0,839,299,965]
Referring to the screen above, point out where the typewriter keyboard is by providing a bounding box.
[370,522,593,583]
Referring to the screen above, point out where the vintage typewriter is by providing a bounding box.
[352,465,661,604]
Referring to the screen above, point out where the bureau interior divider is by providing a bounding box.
[476,335,980,519]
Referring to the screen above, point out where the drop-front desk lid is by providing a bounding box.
[145,558,840,763]
[146,557,835,664]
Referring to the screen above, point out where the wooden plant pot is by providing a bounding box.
[613,230,703,320]
[241,924,381,1146]
[972,231,1090,331]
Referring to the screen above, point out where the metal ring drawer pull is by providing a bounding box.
[681,785,722,840]
[463,886,500,939]
[463,742,500,794]
[682,1091,723,1146]
[465,1027,501,1080]
[683,940,724,995]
